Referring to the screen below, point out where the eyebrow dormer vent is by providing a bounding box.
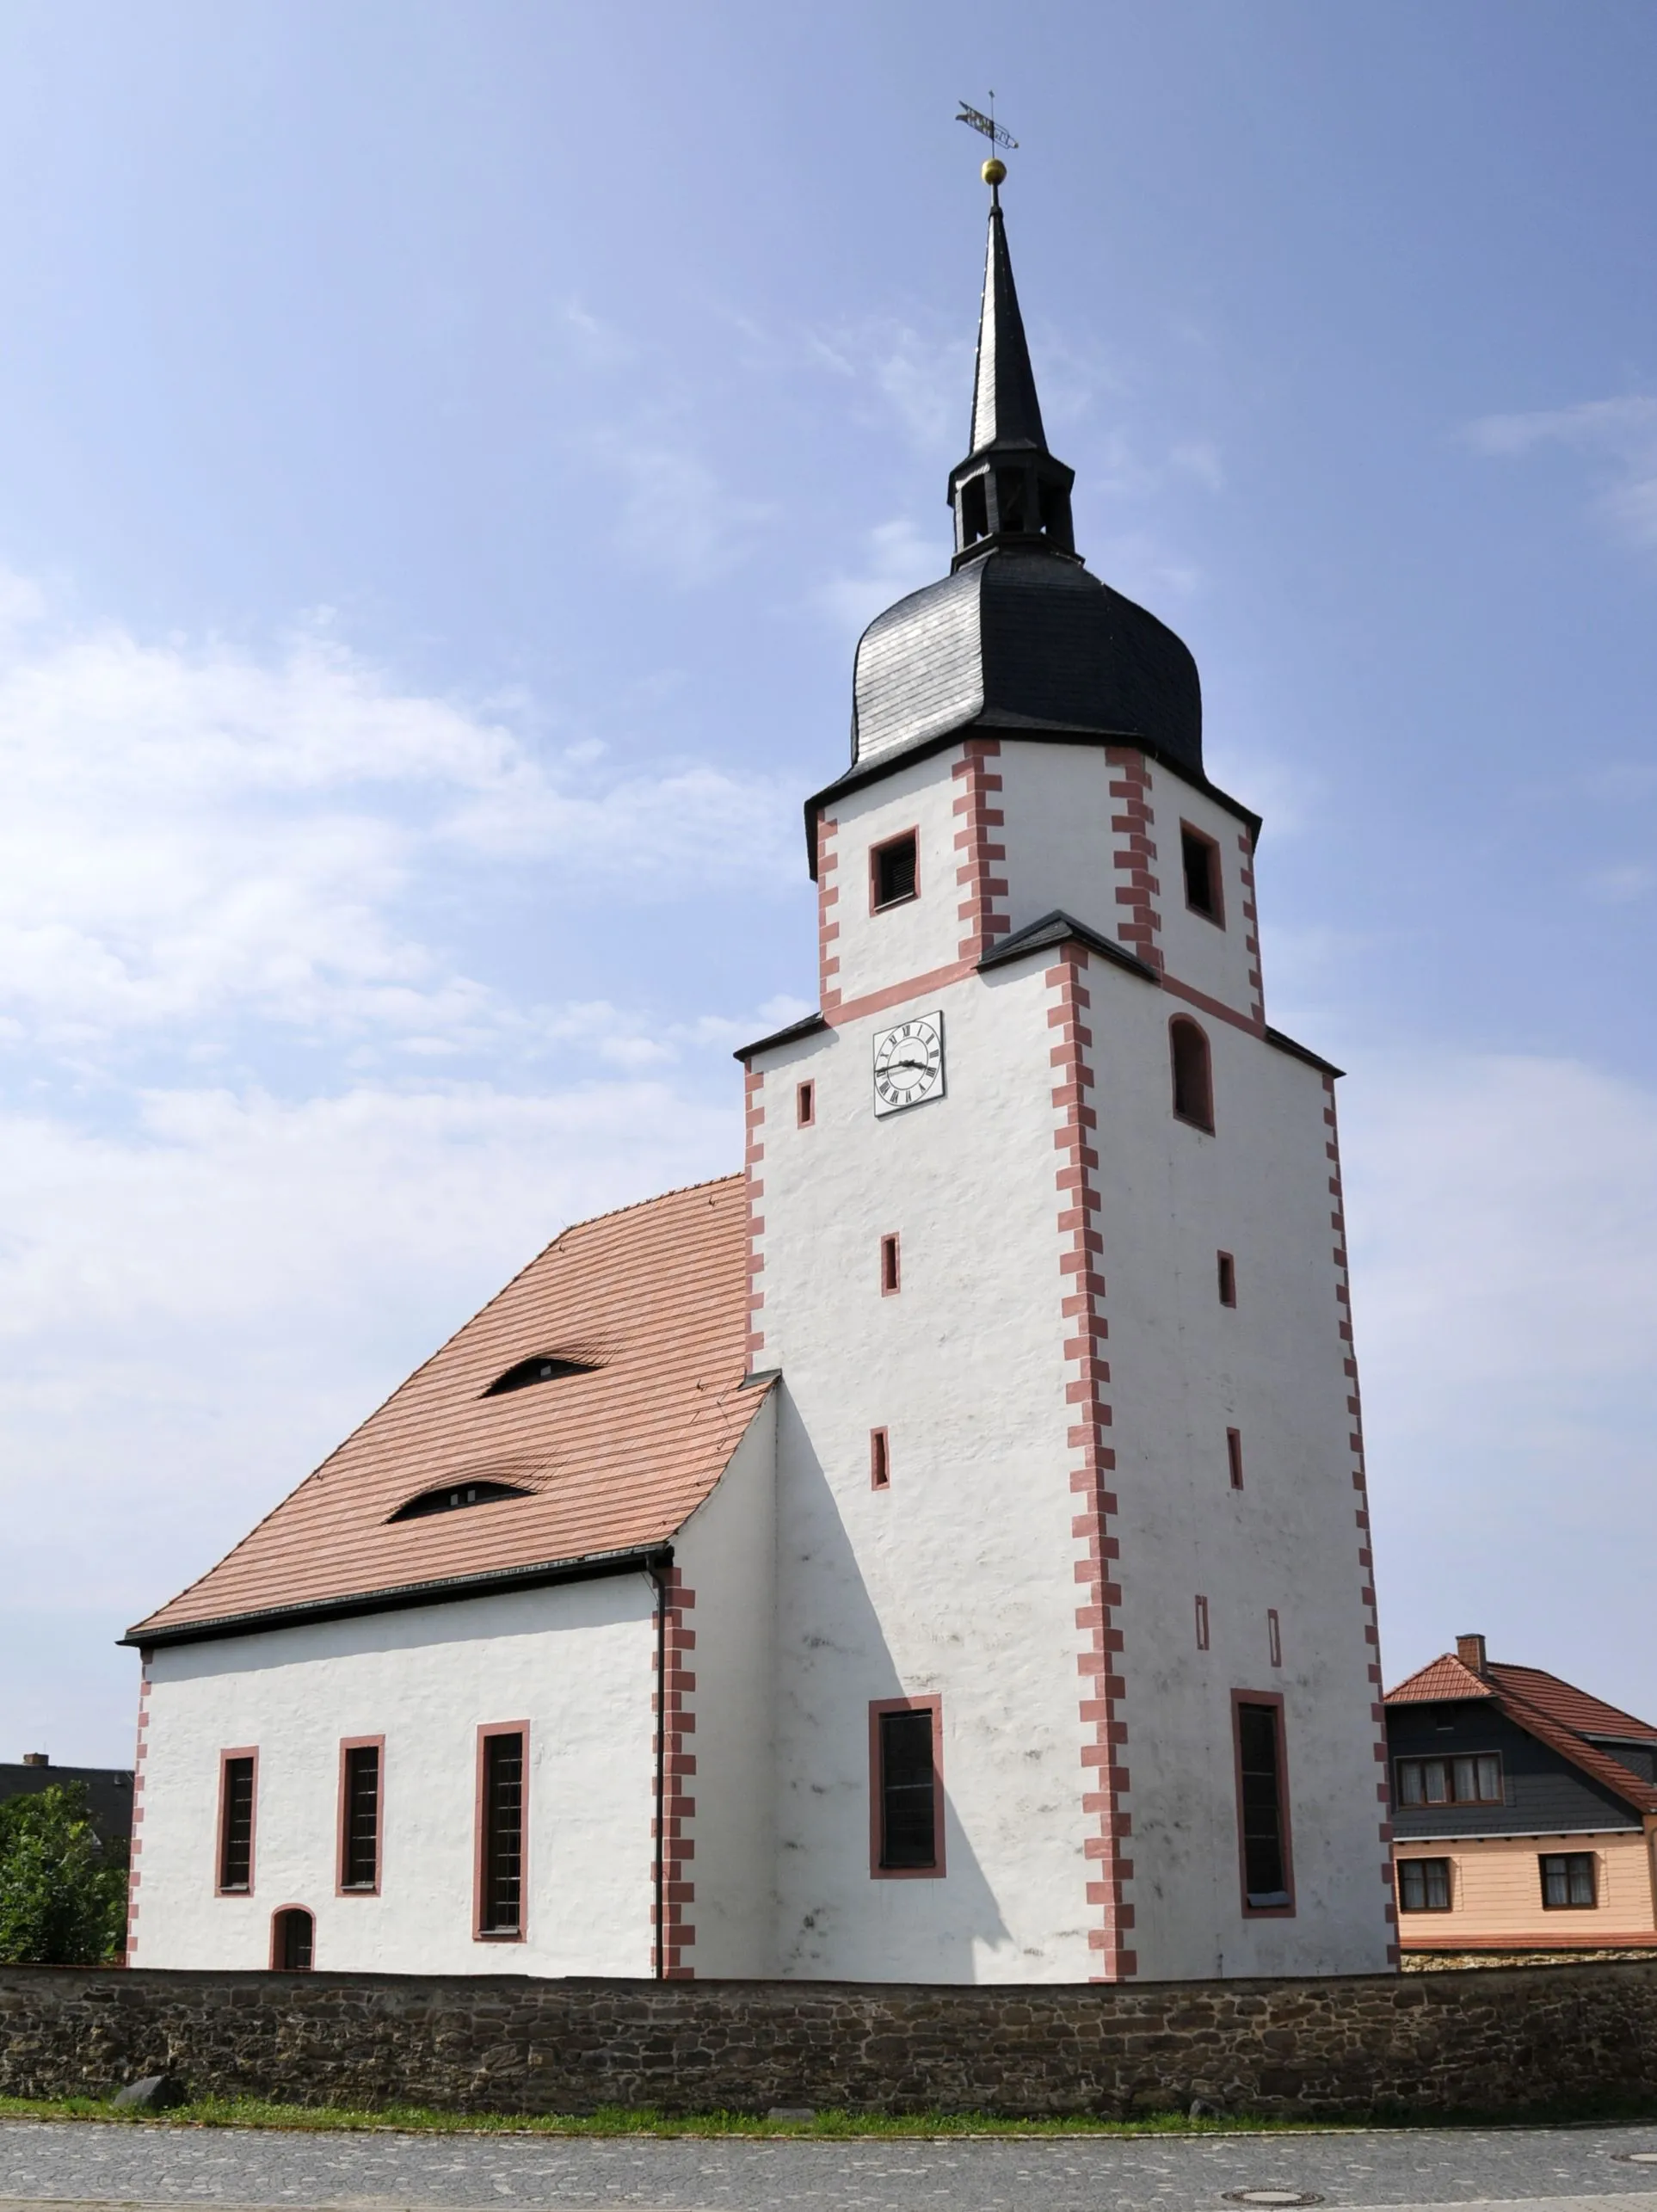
[389,1479,532,1523]
[484,1354,600,1398]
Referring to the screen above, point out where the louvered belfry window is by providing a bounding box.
[342,1745,380,1890]
[480,1731,525,1933]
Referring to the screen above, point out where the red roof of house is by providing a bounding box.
[129,1174,763,1642]
[1386,1649,1657,1818]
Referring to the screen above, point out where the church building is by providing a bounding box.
[124,173,1395,1986]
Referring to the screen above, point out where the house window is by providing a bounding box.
[218,1752,256,1895]
[1227,1426,1244,1491]
[797,1080,815,1127]
[1395,1753,1503,1808]
[1195,1594,1210,1651]
[1397,1857,1452,1913]
[339,1741,382,1893]
[1540,1852,1597,1909]
[1217,1251,1236,1306]
[870,1427,890,1489]
[1234,1696,1294,1913]
[880,1232,901,1295]
[1180,824,1223,924]
[1170,1018,1214,1131]
[271,1905,314,1969]
[872,1699,943,1876]
[871,830,919,912]
[477,1727,527,1938]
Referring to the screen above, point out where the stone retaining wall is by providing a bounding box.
[3,1961,1656,2118]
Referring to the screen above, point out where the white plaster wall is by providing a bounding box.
[135,1579,656,1975]
[758,736,1389,1984]
[756,960,1095,1983]
[1082,972,1391,1977]
[673,1393,779,1975]
[828,753,973,1006]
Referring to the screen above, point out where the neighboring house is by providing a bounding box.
[0,1753,135,1849]
[1387,1636,1657,1961]
[120,176,1394,1987]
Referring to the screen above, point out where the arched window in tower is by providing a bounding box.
[270,1906,313,1972]
[1169,1017,1214,1132]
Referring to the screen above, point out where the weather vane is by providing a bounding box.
[956,94,1017,194]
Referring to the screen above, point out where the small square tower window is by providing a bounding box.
[871,831,919,912]
[1217,1251,1236,1306]
[1226,1426,1244,1490]
[797,1080,815,1127]
[870,1427,890,1489]
[880,1233,901,1295]
[1181,824,1223,924]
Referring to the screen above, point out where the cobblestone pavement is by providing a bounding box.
[2,2121,1657,2212]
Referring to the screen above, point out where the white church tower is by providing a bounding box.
[123,171,1393,1989]
[736,168,1394,1982]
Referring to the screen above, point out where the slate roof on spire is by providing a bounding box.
[970,199,1048,456]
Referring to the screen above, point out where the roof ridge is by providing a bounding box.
[1490,1676,1657,1816]
[1486,1660,1657,1740]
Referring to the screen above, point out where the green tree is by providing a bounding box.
[0,1783,128,1964]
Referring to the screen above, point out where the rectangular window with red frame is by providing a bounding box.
[475,1725,527,1938]
[1234,1695,1294,1914]
[870,1698,944,1877]
[217,1750,257,1895]
[338,1738,383,1893]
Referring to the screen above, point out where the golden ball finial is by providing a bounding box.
[982,156,1007,188]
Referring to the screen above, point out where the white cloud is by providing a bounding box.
[0,571,794,1051]
[811,517,939,635]
[588,428,773,587]
[1342,1050,1657,1716]
[1467,393,1657,549]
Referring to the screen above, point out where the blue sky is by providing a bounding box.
[2,1,1654,1763]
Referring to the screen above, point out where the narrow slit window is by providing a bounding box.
[1267,1607,1282,1668]
[870,1427,890,1489]
[1194,1594,1210,1651]
[340,1743,381,1892]
[219,1754,256,1894]
[1181,825,1223,923]
[478,1729,526,1937]
[797,1080,815,1128]
[876,1705,939,1872]
[871,831,919,912]
[1540,1852,1596,1909]
[1170,1018,1214,1131]
[880,1233,901,1296]
[1235,1699,1292,1912]
[1398,1858,1452,1913]
[1217,1251,1236,1306]
[1227,1427,1244,1491]
[271,1905,314,1969]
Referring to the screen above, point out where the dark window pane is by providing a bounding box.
[1171,1021,1214,1130]
[1237,1703,1288,1906]
[482,1733,524,1932]
[276,1907,313,1970]
[219,1757,255,1891]
[1475,1754,1502,1802]
[1422,1759,1448,1803]
[879,1709,936,1870]
[873,835,917,909]
[1397,1761,1424,1807]
[1540,1852,1595,1908]
[1452,1756,1476,1802]
[343,1746,379,1889]
[1425,1858,1451,1909]
[1182,829,1217,916]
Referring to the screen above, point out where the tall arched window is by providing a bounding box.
[270,1906,314,1972]
[1170,1017,1214,1132]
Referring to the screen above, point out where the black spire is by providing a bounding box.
[949,178,1076,568]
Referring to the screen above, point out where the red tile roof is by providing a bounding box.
[1386,1649,1657,1818]
[130,1174,764,1642]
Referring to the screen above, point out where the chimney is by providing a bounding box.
[22,1752,49,1767]
[1456,1634,1488,1675]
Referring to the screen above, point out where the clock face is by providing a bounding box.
[872,1011,946,1117]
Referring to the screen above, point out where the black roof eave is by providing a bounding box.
[122,1542,676,1654]
[732,1011,831,1065]
[804,716,1262,880]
